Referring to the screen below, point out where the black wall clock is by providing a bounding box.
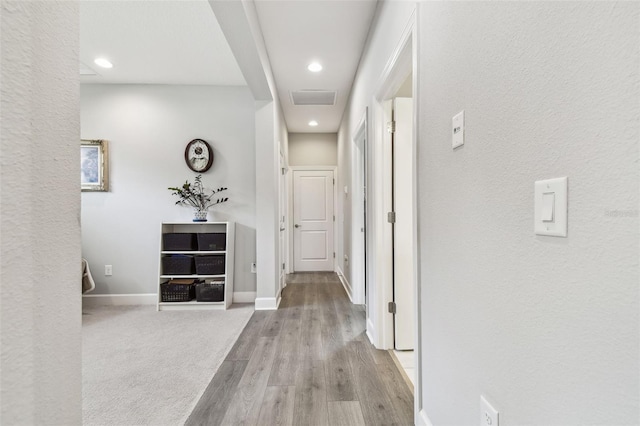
[185,139,214,173]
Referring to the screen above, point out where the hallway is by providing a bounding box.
[186,272,414,426]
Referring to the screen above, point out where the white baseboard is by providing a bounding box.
[366,317,376,345]
[84,292,258,306]
[82,293,156,307]
[254,296,279,310]
[417,409,433,426]
[335,266,353,302]
[233,291,256,304]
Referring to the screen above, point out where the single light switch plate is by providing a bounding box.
[452,110,464,149]
[480,396,499,426]
[535,177,568,237]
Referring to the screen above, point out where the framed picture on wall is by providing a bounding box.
[81,139,109,192]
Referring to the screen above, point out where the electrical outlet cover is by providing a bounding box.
[480,396,499,426]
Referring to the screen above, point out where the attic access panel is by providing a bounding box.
[290,90,337,106]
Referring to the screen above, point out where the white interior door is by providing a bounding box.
[293,170,334,271]
[393,97,415,350]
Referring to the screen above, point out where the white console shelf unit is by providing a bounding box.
[158,221,234,311]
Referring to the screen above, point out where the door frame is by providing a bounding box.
[279,150,288,293]
[288,165,338,273]
[368,7,425,423]
[351,110,368,305]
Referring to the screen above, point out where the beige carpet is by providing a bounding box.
[82,304,254,426]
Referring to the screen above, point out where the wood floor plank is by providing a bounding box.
[300,308,323,360]
[284,284,304,320]
[324,339,356,402]
[225,310,272,361]
[327,401,366,426]
[293,358,329,426]
[333,295,363,342]
[303,282,319,309]
[377,362,415,426]
[260,308,285,337]
[268,317,302,386]
[220,336,278,425]
[347,341,401,425]
[256,386,296,426]
[185,360,248,426]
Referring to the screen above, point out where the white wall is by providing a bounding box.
[81,84,257,294]
[417,2,639,424]
[288,133,337,166]
[1,2,82,423]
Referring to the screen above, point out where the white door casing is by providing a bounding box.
[392,97,415,350]
[293,169,334,271]
[279,152,287,295]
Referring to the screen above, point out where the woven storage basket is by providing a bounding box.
[195,282,225,302]
[160,280,196,302]
[194,255,225,275]
[163,233,197,251]
[197,233,226,251]
[162,255,195,275]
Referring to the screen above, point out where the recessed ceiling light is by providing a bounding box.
[307,62,322,72]
[94,58,113,69]
[308,120,319,127]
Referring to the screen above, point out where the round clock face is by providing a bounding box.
[185,139,213,172]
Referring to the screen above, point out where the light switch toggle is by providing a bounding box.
[541,192,555,222]
[534,177,568,237]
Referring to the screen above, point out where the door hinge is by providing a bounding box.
[333,252,336,259]
[387,211,396,223]
[282,263,285,270]
[387,120,396,134]
[388,301,396,314]
[333,178,335,185]
[333,215,335,222]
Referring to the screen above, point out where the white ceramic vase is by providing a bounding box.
[193,209,208,222]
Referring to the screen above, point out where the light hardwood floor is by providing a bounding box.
[186,272,414,426]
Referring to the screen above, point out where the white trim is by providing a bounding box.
[254,296,280,310]
[233,291,257,304]
[366,317,376,345]
[287,165,336,171]
[416,409,434,426]
[350,109,368,306]
[336,265,353,302]
[411,5,425,421]
[82,293,156,307]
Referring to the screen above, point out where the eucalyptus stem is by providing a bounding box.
[168,175,228,211]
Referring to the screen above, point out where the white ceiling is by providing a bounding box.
[254,0,378,133]
[80,1,245,86]
[80,0,378,133]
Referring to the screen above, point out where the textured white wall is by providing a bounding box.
[0,2,82,424]
[81,85,257,293]
[288,133,337,166]
[418,2,639,424]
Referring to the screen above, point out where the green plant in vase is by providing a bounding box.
[168,175,228,222]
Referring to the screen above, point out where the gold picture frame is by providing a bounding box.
[81,139,109,192]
